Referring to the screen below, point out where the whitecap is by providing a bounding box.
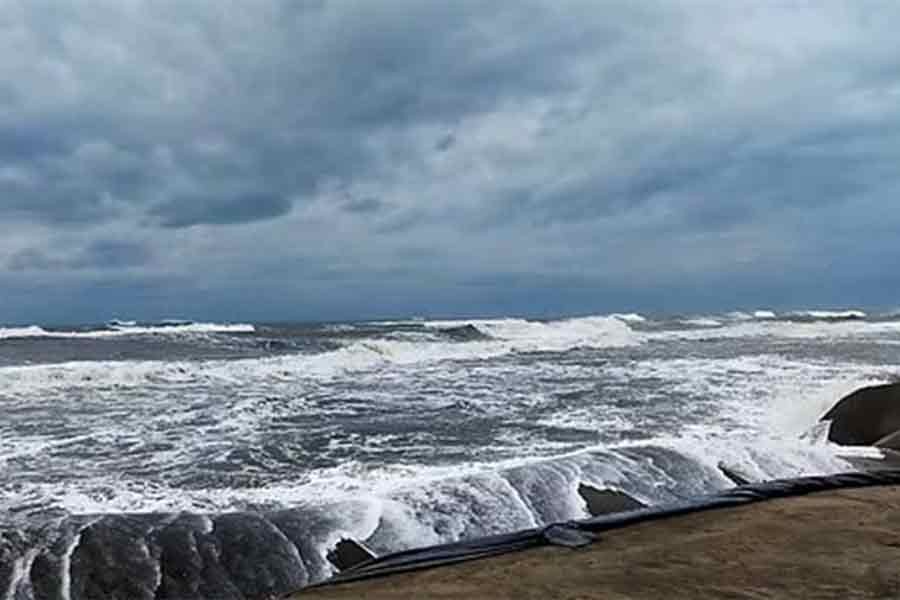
[0,325,53,339]
[752,310,777,319]
[679,317,722,327]
[609,313,647,323]
[0,321,255,340]
[788,309,867,320]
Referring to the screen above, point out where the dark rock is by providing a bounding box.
[268,510,328,584]
[717,462,753,486]
[212,512,307,599]
[153,513,243,600]
[577,484,645,517]
[69,514,161,600]
[875,430,900,451]
[30,552,62,600]
[326,538,377,572]
[439,324,488,341]
[821,383,900,445]
[0,530,29,598]
[29,522,83,600]
[9,510,325,600]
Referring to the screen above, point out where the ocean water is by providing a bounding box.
[2,310,900,593]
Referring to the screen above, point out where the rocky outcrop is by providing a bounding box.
[821,382,900,445]
[577,484,645,517]
[1,510,319,600]
[326,539,376,572]
[70,515,162,600]
[153,513,245,600]
[1,487,644,600]
[212,513,308,599]
[1,529,30,598]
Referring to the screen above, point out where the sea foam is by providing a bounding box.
[0,321,255,340]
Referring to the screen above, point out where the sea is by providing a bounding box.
[2,309,900,596]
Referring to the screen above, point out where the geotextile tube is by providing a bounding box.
[312,469,900,588]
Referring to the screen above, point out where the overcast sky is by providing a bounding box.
[1,1,899,323]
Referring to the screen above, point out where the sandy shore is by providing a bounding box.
[294,486,900,599]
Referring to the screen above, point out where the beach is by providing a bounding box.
[297,485,900,599]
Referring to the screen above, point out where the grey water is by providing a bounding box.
[2,311,900,597]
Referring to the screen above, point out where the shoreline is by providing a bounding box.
[295,485,900,599]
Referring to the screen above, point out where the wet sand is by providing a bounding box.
[294,486,900,599]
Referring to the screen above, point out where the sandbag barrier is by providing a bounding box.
[310,469,900,588]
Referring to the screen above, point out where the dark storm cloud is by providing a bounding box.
[6,248,58,272]
[7,239,151,271]
[341,197,383,214]
[434,133,456,152]
[2,1,900,321]
[152,192,293,228]
[78,239,153,268]
[0,0,636,228]
[0,123,68,162]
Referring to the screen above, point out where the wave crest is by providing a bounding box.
[0,326,52,339]
[428,316,639,352]
[787,310,867,321]
[0,322,255,340]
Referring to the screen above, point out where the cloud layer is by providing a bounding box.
[2,1,899,322]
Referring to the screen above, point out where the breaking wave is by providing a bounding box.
[787,309,868,321]
[609,313,647,323]
[0,316,639,390]
[2,307,899,595]
[0,326,51,340]
[725,310,777,321]
[752,310,778,319]
[649,313,900,342]
[0,321,255,340]
[461,316,638,350]
[679,317,723,327]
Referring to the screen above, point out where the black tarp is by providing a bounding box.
[311,469,900,588]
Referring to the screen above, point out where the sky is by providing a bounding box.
[1,1,899,324]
